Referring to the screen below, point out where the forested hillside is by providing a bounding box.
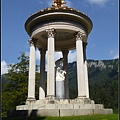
[69,59,118,112]
[1,53,118,116]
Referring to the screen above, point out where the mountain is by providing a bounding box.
[68,58,118,112]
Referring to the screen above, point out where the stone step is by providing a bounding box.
[8,108,113,117]
[16,104,104,110]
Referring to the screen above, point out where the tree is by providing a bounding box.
[2,52,40,117]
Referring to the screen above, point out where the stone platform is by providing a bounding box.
[7,99,113,117]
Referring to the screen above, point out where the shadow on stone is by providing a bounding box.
[7,110,46,118]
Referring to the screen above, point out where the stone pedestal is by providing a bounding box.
[8,99,113,117]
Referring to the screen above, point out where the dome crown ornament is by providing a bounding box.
[52,0,66,7]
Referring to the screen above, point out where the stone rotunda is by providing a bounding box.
[9,0,113,117]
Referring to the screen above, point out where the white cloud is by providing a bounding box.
[110,50,114,54]
[45,50,76,71]
[113,54,119,59]
[36,49,40,61]
[110,50,119,59]
[26,49,76,71]
[1,61,8,75]
[66,0,73,7]
[46,0,53,7]
[36,50,76,62]
[45,51,62,71]
[91,43,95,47]
[36,0,52,7]
[25,51,29,57]
[55,52,63,62]
[54,50,76,63]
[68,50,76,63]
[87,0,109,6]
[37,0,44,5]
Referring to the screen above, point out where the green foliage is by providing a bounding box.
[2,114,119,120]
[88,59,118,113]
[68,59,118,113]
[2,52,40,117]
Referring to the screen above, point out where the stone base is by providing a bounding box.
[7,99,113,117]
[26,97,36,101]
[7,109,113,117]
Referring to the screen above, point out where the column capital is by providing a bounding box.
[62,50,69,56]
[46,28,56,38]
[76,31,84,40]
[39,48,46,55]
[29,38,37,46]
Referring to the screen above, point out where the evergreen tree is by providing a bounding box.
[2,52,40,116]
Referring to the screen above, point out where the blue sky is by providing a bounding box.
[1,0,119,74]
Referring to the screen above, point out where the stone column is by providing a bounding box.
[27,38,37,101]
[39,49,46,99]
[46,28,55,99]
[76,31,86,98]
[83,43,89,98]
[84,60,89,98]
[62,50,69,99]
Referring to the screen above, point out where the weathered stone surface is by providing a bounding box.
[74,109,93,116]
[95,104,104,109]
[60,109,94,116]
[37,109,59,116]
[7,109,59,117]
[15,99,113,117]
[60,109,74,116]
[94,109,113,115]
[8,107,113,117]
[73,104,95,109]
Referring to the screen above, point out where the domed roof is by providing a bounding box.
[25,0,93,51]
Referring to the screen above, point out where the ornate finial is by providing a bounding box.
[52,0,66,8]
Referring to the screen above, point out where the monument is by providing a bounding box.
[55,58,66,99]
[8,0,113,117]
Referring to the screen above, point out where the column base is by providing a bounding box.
[46,95,55,99]
[46,95,55,103]
[77,95,86,99]
[76,97,94,104]
[26,97,36,101]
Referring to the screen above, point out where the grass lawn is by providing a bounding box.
[2,114,119,120]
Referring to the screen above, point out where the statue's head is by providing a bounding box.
[57,67,61,71]
[55,58,64,68]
